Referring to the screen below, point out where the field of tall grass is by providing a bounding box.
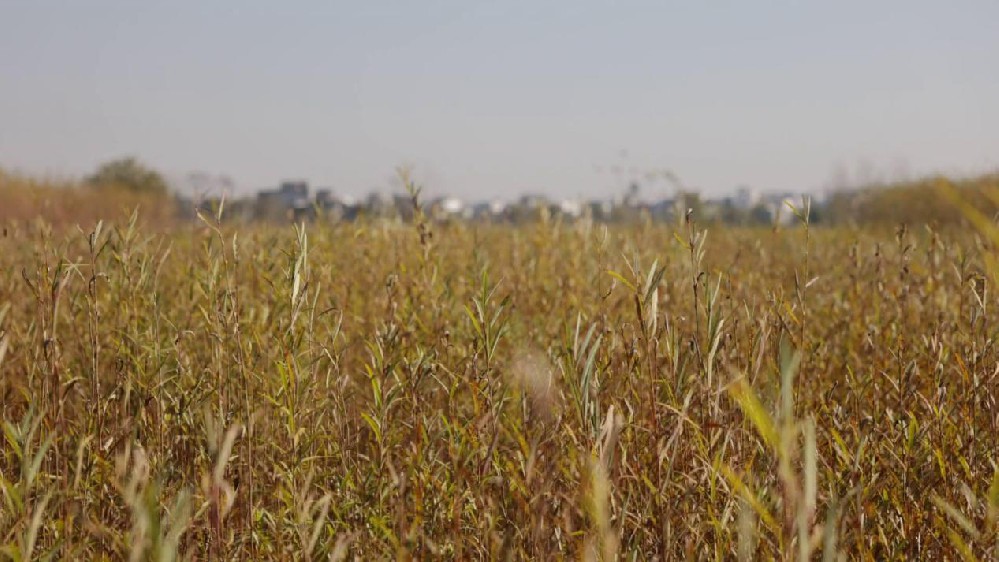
[2,190,998,559]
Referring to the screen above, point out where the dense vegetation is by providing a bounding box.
[823,172,999,226]
[85,157,171,197]
[2,179,999,560]
[0,167,175,228]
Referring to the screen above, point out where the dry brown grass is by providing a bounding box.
[0,170,176,229]
[1,189,998,560]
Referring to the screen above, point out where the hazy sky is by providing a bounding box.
[2,1,998,200]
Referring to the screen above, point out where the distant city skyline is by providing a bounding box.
[2,1,998,199]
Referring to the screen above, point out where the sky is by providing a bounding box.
[1,1,998,201]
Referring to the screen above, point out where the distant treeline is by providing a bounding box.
[0,167,176,227]
[822,172,999,227]
[3,161,999,229]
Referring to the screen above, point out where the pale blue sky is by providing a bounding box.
[2,1,998,199]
